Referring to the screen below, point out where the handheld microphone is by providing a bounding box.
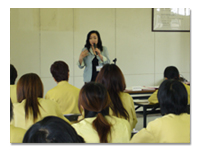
[93,43,98,55]
[93,43,96,49]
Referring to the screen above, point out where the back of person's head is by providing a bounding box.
[164,66,179,80]
[10,64,17,85]
[85,30,103,51]
[50,61,69,82]
[96,64,129,120]
[23,116,85,143]
[79,82,111,143]
[157,79,188,115]
[10,99,13,122]
[17,73,43,122]
[96,64,126,91]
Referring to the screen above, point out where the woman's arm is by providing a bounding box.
[148,90,159,104]
[96,46,110,64]
[77,48,89,68]
[130,128,156,143]
[79,49,88,64]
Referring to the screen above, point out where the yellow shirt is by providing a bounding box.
[10,125,26,143]
[148,83,190,104]
[45,81,80,115]
[10,85,18,103]
[109,92,137,130]
[10,98,70,130]
[78,92,137,130]
[130,113,190,143]
[72,116,131,143]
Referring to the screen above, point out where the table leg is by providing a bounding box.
[143,105,147,128]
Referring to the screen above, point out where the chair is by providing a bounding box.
[64,114,81,122]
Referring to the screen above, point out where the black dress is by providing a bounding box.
[91,55,99,82]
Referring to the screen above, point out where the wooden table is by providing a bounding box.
[124,89,156,99]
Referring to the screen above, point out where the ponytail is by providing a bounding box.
[92,113,111,143]
[79,82,112,143]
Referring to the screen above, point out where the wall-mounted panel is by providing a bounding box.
[154,73,164,86]
[10,8,40,81]
[41,77,57,96]
[40,8,74,79]
[116,8,155,76]
[125,74,155,88]
[155,32,190,74]
[74,76,85,89]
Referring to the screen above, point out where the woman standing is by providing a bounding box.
[78,30,110,83]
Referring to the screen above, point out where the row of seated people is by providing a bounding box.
[148,66,190,105]
[10,62,190,143]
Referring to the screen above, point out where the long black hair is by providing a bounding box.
[164,66,180,80]
[10,99,13,122]
[96,64,129,120]
[84,30,103,52]
[10,64,17,85]
[157,79,188,115]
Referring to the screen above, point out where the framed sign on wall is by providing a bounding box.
[152,8,190,32]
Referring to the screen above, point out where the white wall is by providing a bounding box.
[10,8,190,95]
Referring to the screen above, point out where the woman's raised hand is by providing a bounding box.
[79,49,89,64]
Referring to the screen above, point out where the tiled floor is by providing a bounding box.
[134,113,162,131]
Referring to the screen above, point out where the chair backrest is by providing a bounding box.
[64,114,81,122]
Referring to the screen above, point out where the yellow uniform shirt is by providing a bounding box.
[10,98,70,130]
[10,85,18,103]
[10,125,26,143]
[109,92,137,130]
[45,81,80,115]
[72,116,131,143]
[130,113,190,143]
[148,83,190,104]
[78,92,137,130]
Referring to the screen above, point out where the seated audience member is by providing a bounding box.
[23,116,85,143]
[10,64,18,103]
[72,82,131,143]
[10,99,26,143]
[148,66,190,104]
[45,61,80,115]
[95,64,137,130]
[10,73,70,130]
[130,79,190,143]
[179,75,190,85]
